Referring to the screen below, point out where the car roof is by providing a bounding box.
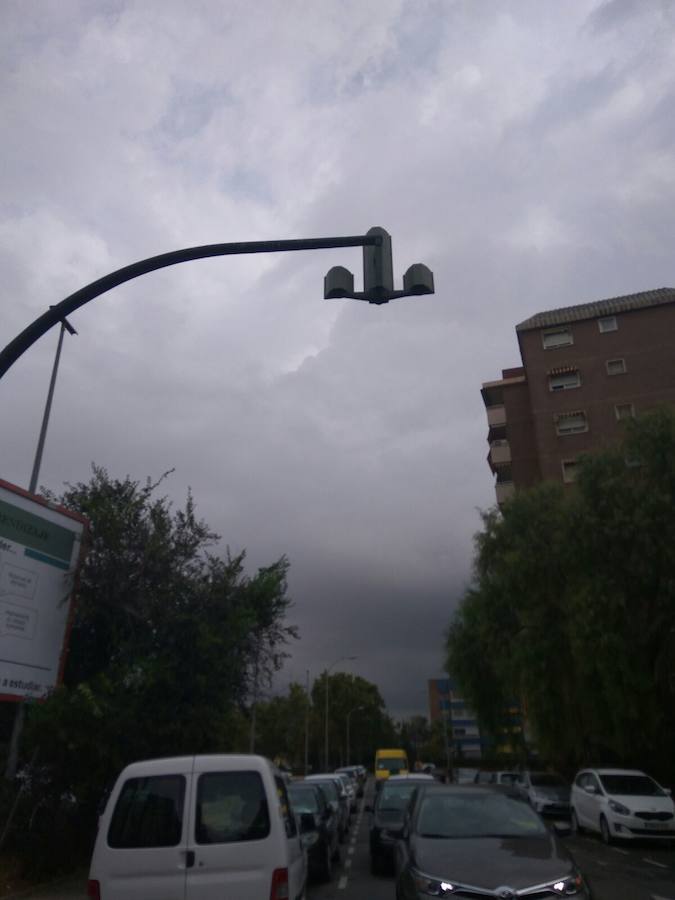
[583,768,649,777]
[386,774,435,782]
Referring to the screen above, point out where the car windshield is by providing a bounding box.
[378,758,406,772]
[499,773,518,785]
[377,783,419,811]
[309,780,337,802]
[416,792,547,839]
[288,787,319,814]
[600,774,665,796]
[530,774,566,787]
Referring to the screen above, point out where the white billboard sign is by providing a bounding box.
[0,479,88,701]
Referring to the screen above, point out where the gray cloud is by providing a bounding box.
[1,0,674,719]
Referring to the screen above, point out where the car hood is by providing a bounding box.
[413,835,574,891]
[608,793,674,811]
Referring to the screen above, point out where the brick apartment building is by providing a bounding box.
[481,287,675,503]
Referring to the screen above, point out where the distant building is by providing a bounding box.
[428,678,482,759]
[481,287,675,503]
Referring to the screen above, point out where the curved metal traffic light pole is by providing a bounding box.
[0,233,382,381]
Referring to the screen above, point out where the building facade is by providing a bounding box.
[428,677,482,759]
[482,287,675,502]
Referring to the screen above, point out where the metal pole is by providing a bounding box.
[304,669,310,776]
[0,234,381,380]
[324,668,330,771]
[6,319,75,781]
[29,321,67,493]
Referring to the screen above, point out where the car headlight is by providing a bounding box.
[550,873,586,895]
[412,870,455,895]
[608,799,631,816]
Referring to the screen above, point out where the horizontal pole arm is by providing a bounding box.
[0,234,380,380]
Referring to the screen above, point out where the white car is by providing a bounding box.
[571,767,675,844]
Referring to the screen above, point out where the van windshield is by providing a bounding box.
[378,758,407,772]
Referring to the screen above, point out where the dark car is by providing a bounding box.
[289,782,340,882]
[367,774,438,874]
[394,785,591,899]
[304,774,350,841]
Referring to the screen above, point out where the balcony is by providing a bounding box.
[486,404,506,427]
[489,440,511,466]
[496,482,515,504]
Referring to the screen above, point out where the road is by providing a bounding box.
[308,786,675,900]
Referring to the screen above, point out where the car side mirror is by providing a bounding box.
[552,821,572,837]
[299,812,316,834]
[664,787,672,796]
[583,785,597,795]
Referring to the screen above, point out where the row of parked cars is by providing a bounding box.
[469,766,675,844]
[286,765,366,883]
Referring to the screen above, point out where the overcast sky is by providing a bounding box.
[2,0,674,719]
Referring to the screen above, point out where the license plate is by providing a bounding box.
[644,821,663,829]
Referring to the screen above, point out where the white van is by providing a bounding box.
[87,754,307,900]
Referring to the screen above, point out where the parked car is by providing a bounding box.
[335,766,364,797]
[515,770,571,817]
[288,781,340,882]
[366,774,437,874]
[489,770,518,787]
[453,767,479,784]
[473,770,494,785]
[394,784,590,899]
[334,772,357,813]
[87,754,306,900]
[571,767,675,844]
[304,774,350,841]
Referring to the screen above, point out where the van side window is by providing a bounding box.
[275,776,298,838]
[108,775,185,848]
[196,771,270,844]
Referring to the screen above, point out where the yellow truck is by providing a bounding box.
[374,748,409,786]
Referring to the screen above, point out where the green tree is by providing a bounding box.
[446,409,675,781]
[12,466,297,872]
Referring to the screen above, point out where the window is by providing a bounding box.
[108,775,185,849]
[598,316,618,333]
[542,327,573,349]
[453,727,467,736]
[548,370,581,391]
[196,771,270,845]
[275,776,298,838]
[606,358,626,376]
[615,403,635,421]
[555,411,588,435]
[561,459,578,483]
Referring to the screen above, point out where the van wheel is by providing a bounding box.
[320,845,333,882]
[600,815,612,845]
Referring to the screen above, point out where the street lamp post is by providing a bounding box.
[346,705,365,766]
[324,656,357,771]
[0,228,434,381]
